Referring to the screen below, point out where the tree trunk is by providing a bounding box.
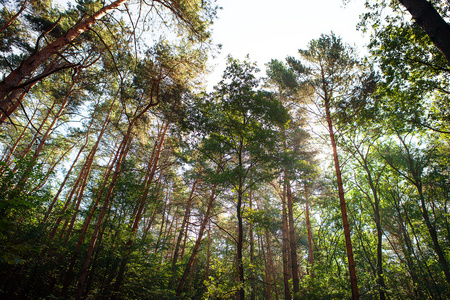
[286,178,300,299]
[304,184,314,277]
[281,181,291,300]
[418,186,450,283]
[367,171,386,300]
[170,177,199,288]
[249,188,256,300]
[260,233,271,300]
[0,0,127,121]
[396,131,450,284]
[112,118,171,296]
[236,140,245,300]
[398,0,450,62]
[323,94,359,300]
[61,139,118,295]
[176,183,217,296]
[265,230,279,300]
[1,104,38,166]
[75,126,132,299]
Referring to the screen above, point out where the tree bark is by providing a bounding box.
[304,184,314,277]
[236,140,245,300]
[176,183,217,296]
[398,0,450,62]
[323,94,359,300]
[170,177,199,288]
[249,187,256,300]
[286,178,300,299]
[281,181,291,300]
[260,233,271,300]
[265,230,279,300]
[61,139,118,296]
[394,131,450,284]
[75,127,132,299]
[0,0,127,120]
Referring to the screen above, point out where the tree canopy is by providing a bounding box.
[0,0,449,299]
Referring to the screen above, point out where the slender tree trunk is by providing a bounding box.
[63,117,109,241]
[1,104,38,165]
[304,184,314,277]
[32,71,78,158]
[111,118,171,297]
[390,193,429,298]
[48,119,106,242]
[0,0,29,34]
[265,230,279,300]
[19,101,55,160]
[61,139,118,295]
[323,94,359,300]
[259,233,270,300]
[236,140,245,300]
[249,188,256,300]
[170,177,199,288]
[281,181,291,300]
[75,126,133,299]
[418,186,450,283]
[353,142,387,300]
[206,223,211,278]
[176,183,217,296]
[395,131,450,284]
[403,201,443,298]
[31,139,78,192]
[41,114,96,223]
[286,177,300,299]
[367,172,386,300]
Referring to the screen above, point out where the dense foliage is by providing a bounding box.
[0,0,449,299]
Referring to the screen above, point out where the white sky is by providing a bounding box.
[206,0,369,89]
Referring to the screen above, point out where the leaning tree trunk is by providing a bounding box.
[74,127,133,299]
[0,0,127,122]
[176,183,218,296]
[323,94,359,300]
[398,0,450,62]
[112,120,171,298]
[169,177,199,289]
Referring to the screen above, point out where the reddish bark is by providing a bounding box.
[176,181,218,296]
[75,130,132,299]
[265,230,279,300]
[323,93,359,300]
[0,0,29,34]
[170,177,199,287]
[0,0,127,120]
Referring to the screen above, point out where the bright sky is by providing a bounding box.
[206,0,369,89]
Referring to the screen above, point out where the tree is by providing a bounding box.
[0,0,215,122]
[397,0,450,62]
[183,56,289,299]
[281,33,361,299]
